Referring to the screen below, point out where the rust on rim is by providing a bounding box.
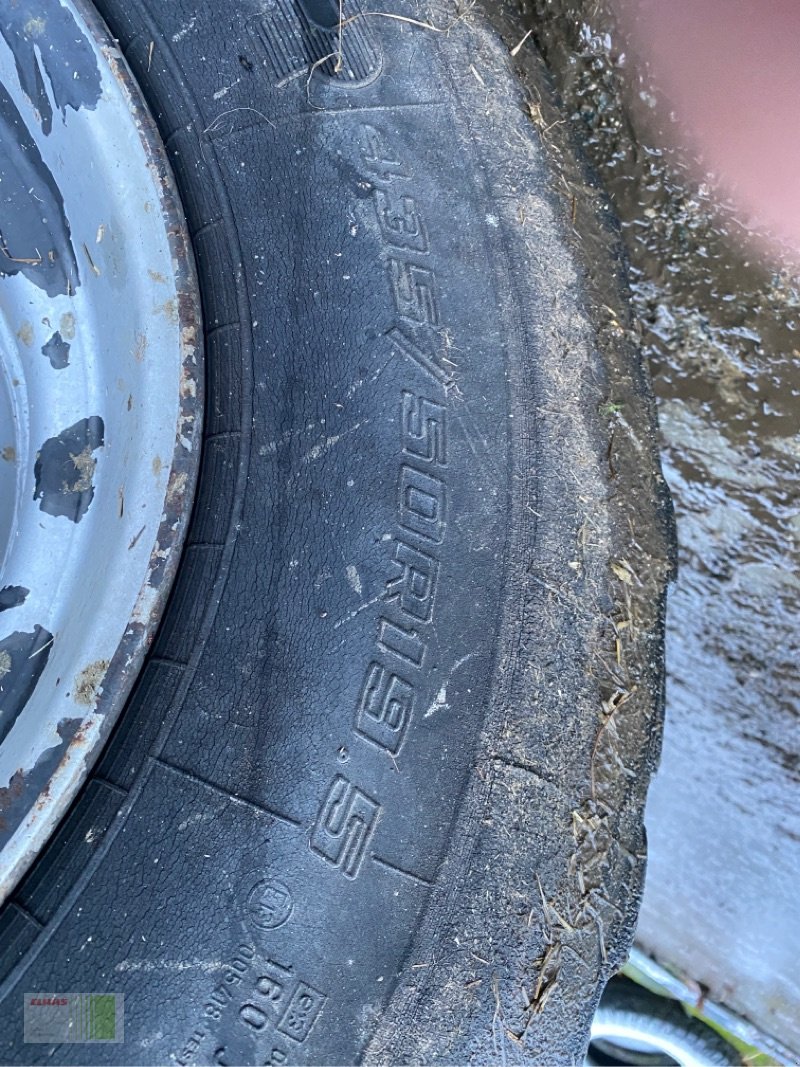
[0,0,203,900]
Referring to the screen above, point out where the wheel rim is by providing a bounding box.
[589,1014,727,1067]
[0,0,202,901]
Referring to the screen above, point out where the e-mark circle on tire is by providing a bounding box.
[0,0,674,1063]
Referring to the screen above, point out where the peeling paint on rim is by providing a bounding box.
[0,0,202,901]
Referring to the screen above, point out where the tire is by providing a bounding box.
[0,0,674,1063]
[588,978,740,1066]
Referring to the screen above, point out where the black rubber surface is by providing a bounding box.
[0,1,674,1063]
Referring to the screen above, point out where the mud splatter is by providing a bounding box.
[73,659,109,707]
[16,321,33,347]
[33,416,105,522]
[41,329,70,369]
[0,625,54,744]
[133,332,148,362]
[59,311,76,340]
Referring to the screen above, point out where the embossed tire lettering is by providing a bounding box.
[0,1,673,1064]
